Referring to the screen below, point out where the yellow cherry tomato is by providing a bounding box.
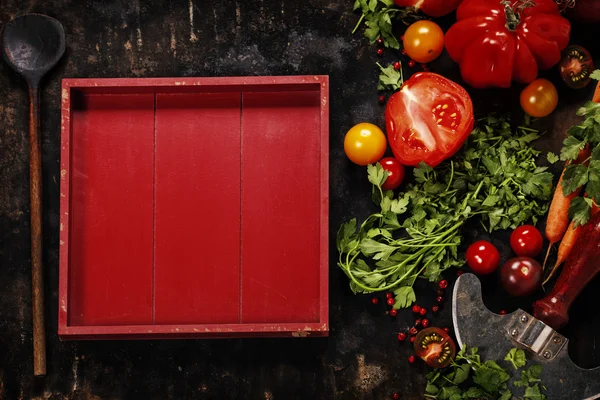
[403,20,445,64]
[344,122,387,166]
[520,78,559,118]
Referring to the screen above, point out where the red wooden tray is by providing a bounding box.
[58,76,329,339]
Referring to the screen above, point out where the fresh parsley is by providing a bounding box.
[352,0,424,49]
[336,115,553,305]
[425,346,547,399]
[556,69,600,226]
[377,62,403,91]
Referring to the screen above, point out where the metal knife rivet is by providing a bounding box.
[520,315,528,323]
[543,351,551,359]
[552,336,562,344]
[511,329,519,337]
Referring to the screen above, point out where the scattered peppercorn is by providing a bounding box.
[436,296,444,304]
[422,318,430,328]
[408,60,415,68]
[439,280,448,289]
[409,336,415,343]
[400,35,404,41]
[372,297,379,305]
[386,292,393,299]
[393,393,400,400]
[390,308,397,317]
[393,61,401,70]
[378,95,386,104]
[377,48,384,56]
[377,37,384,46]
[412,304,421,313]
[419,308,427,316]
[432,305,439,313]
[500,310,507,315]
[443,327,450,334]
[387,297,395,306]
[397,332,407,341]
[457,270,463,277]
[437,289,444,297]
[401,49,407,56]
[408,355,416,364]
[415,319,422,327]
[409,327,418,335]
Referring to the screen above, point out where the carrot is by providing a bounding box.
[542,147,591,269]
[593,79,600,102]
[543,203,600,285]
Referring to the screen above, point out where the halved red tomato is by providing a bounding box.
[414,327,457,368]
[385,72,474,168]
[394,0,463,17]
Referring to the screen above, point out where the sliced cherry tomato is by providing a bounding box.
[465,240,500,275]
[559,45,595,89]
[414,327,456,368]
[403,21,444,64]
[500,257,542,296]
[385,72,474,168]
[344,123,387,166]
[510,225,543,257]
[379,157,405,190]
[520,78,559,118]
[394,0,462,17]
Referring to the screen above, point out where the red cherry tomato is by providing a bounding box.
[510,225,543,257]
[385,72,474,168]
[465,240,500,275]
[413,327,456,368]
[500,257,542,296]
[379,157,405,190]
[394,0,462,17]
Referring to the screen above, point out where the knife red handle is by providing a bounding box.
[533,211,600,330]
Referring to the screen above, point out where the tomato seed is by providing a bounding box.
[412,304,421,313]
[386,297,395,306]
[422,318,430,328]
[397,332,406,341]
[371,297,379,305]
[419,308,427,316]
[390,309,398,317]
[439,280,448,289]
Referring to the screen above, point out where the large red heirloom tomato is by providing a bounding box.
[385,72,474,168]
[445,0,571,89]
[394,0,463,17]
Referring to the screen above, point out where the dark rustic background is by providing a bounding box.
[0,1,599,399]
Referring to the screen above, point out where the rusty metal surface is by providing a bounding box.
[0,0,598,399]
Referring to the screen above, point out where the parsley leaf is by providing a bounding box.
[524,384,546,399]
[562,163,589,196]
[560,135,587,161]
[547,152,559,164]
[377,62,403,91]
[568,196,593,227]
[590,69,600,81]
[504,348,527,369]
[392,286,416,309]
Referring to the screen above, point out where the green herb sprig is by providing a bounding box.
[549,71,600,227]
[352,0,424,49]
[337,115,553,307]
[425,346,547,399]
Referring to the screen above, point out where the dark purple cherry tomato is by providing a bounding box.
[510,225,543,257]
[500,257,542,296]
[559,45,595,89]
[465,240,500,275]
[380,157,406,190]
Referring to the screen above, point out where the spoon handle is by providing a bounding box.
[29,83,46,377]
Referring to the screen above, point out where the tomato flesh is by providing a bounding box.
[500,257,543,296]
[465,240,500,275]
[385,72,474,168]
[414,327,456,368]
[380,157,406,190]
[510,225,544,257]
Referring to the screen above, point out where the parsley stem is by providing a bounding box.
[351,13,365,35]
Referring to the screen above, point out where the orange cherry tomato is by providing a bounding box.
[344,123,387,166]
[520,78,559,118]
[403,21,445,64]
